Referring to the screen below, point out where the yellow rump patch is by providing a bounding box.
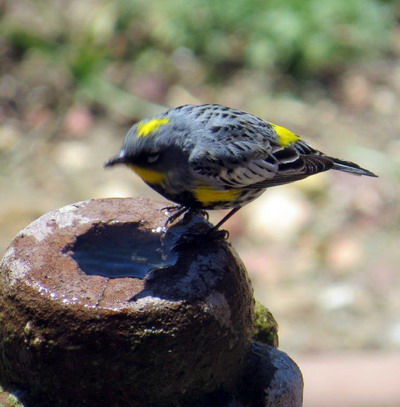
[129,165,165,184]
[193,187,240,205]
[137,118,170,138]
[271,123,300,146]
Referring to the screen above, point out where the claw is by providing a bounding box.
[194,209,209,220]
[163,206,188,226]
[161,206,210,227]
[161,205,182,213]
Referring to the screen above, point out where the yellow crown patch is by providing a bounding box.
[137,118,170,138]
[270,123,300,146]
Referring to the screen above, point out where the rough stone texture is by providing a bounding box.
[238,343,303,407]
[0,198,255,407]
[170,342,303,407]
[262,344,303,407]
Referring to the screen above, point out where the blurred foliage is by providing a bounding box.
[0,0,398,102]
[141,0,397,79]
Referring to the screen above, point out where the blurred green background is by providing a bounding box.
[1,0,399,360]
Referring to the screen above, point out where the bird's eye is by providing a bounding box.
[147,152,160,164]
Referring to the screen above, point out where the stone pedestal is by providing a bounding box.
[0,198,302,407]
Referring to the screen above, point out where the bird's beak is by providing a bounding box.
[104,152,126,168]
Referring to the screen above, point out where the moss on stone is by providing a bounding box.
[253,301,279,347]
[0,386,25,407]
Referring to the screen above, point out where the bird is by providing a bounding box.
[105,104,377,231]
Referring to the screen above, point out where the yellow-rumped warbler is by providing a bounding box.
[105,104,377,230]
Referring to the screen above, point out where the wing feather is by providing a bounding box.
[188,114,334,190]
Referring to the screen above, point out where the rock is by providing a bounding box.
[0,198,255,407]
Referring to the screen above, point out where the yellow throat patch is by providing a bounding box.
[271,123,300,146]
[129,165,165,185]
[137,118,170,138]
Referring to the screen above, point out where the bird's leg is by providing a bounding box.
[207,207,242,235]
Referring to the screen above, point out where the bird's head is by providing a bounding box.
[105,116,190,174]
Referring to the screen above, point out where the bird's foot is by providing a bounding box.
[162,205,209,226]
[162,205,187,226]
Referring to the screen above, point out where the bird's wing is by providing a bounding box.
[249,152,334,188]
[188,121,276,187]
[189,125,334,189]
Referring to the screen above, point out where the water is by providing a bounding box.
[69,222,178,279]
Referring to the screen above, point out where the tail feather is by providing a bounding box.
[331,157,377,177]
